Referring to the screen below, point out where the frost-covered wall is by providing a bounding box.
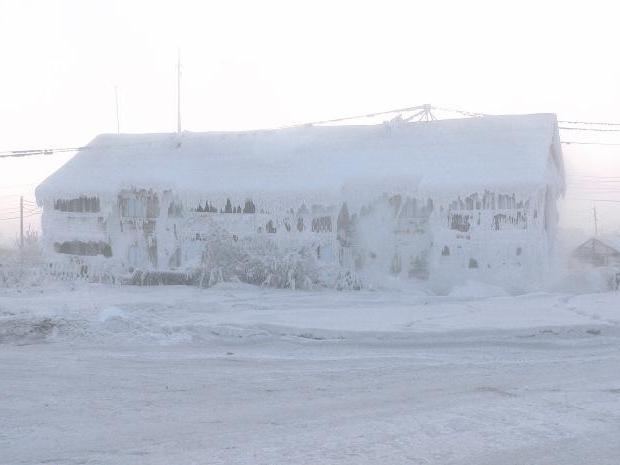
[35,114,565,289]
[36,187,558,290]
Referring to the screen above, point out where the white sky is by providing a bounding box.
[1,0,620,243]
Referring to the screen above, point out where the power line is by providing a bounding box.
[565,198,620,203]
[431,106,487,117]
[0,210,40,216]
[559,119,620,127]
[0,211,41,221]
[0,207,39,213]
[0,140,156,159]
[567,180,620,184]
[561,141,620,146]
[0,202,38,209]
[566,182,620,186]
[0,205,40,212]
[278,105,428,128]
[4,105,620,157]
[568,175,620,179]
[565,189,620,195]
[0,146,86,158]
[0,182,40,189]
[6,136,618,156]
[2,108,435,157]
[558,126,620,132]
[568,178,620,184]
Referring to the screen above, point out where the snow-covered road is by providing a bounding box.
[1,284,619,464]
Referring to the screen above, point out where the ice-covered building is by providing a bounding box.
[35,114,565,288]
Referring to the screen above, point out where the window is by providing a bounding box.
[312,216,332,233]
[54,241,112,257]
[54,197,100,213]
[119,192,159,218]
[120,198,146,217]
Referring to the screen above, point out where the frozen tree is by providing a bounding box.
[335,270,363,290]
[196,225,325,289]
[0,228,46,288]
[337,202,351,246]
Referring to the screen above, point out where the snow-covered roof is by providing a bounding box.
[36,114,564,205]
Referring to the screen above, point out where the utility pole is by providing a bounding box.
[177,49,182,136]
[593,204,598,236]
[114,85,120,134]
[20,196,24,248]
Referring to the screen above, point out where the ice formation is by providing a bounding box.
[35,114,564,289]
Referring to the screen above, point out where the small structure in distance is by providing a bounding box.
[572,235,620,268]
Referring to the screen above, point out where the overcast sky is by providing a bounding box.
[1,0,620,242]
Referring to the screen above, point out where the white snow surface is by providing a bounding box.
[1,282,619,464]
[36,114,564,204]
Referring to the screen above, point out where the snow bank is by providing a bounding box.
[2,282,619,347]
[448,280,509,298]
[97,306,125,322]
[549,267,619,294]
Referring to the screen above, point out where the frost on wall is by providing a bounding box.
[432,189,553,291]
[36,184,559,292]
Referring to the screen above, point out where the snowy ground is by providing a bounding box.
[1,283,620,465]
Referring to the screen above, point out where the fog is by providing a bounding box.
[4,4,620,464]
[2,0,620,244]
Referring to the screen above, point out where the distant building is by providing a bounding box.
[35,114,565,287]
[572,235,620,267]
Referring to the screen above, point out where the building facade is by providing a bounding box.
[36,114,565,289]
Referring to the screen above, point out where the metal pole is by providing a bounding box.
[177,49,182,135]
[20,196,24,248]
[593,204,598,236]
[114,85,120,134]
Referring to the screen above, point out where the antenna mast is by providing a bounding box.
[593,204,598,235]
[114,85,120,134]
[177,49,182,136]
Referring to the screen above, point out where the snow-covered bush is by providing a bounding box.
[0,228,47,288]
[335,270,363,290]
[196,226,328,289]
